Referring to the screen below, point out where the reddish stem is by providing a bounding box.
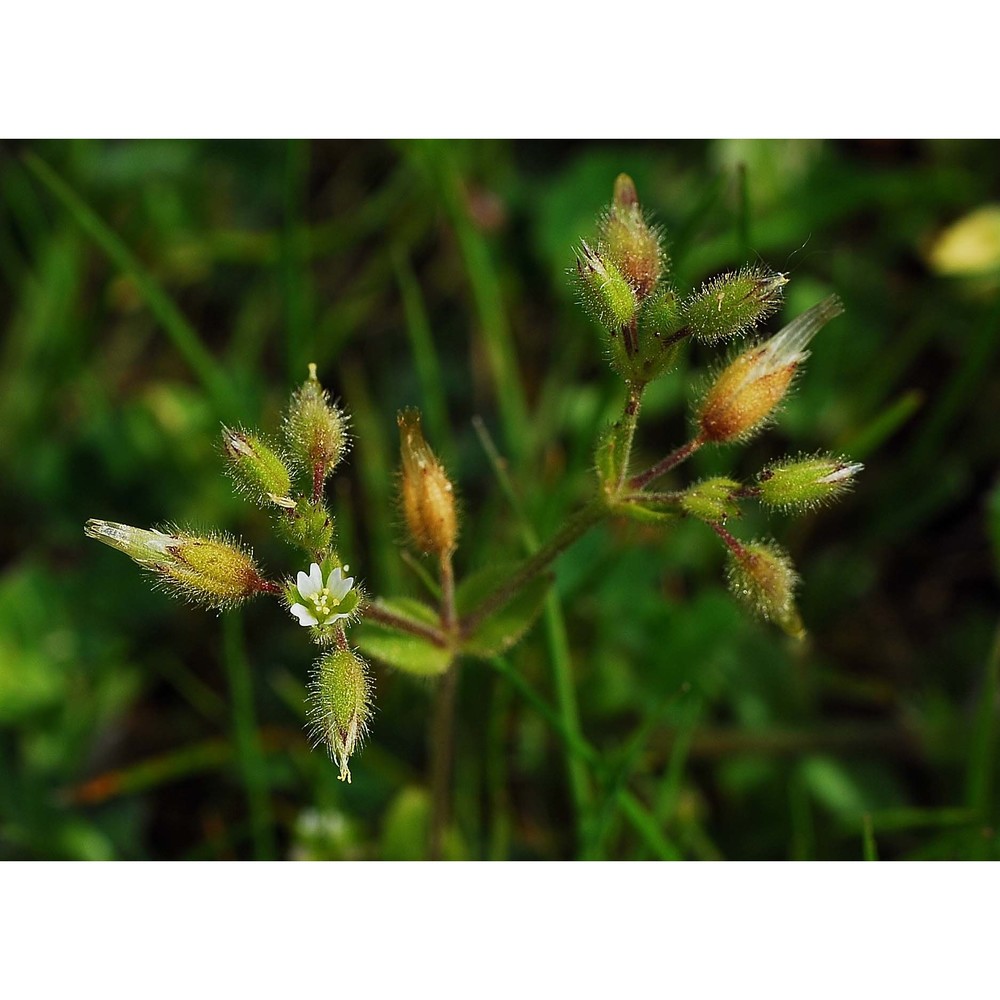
[707,520,748,560]
[626,434,705,491]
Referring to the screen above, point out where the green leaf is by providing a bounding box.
[355,629,452,676]
[457,564,551,658]
[355,598,452,676]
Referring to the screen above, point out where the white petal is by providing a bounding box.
[308,562,324,592]
[748,296,844,385]
[818,462,863,485]
[327,567,354,601]
[296,570,315,597]
[289,603,319,627]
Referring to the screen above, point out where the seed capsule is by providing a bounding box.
[309,647,373,782]
[398,408,458,556]
[84,520,269,608]
[726,539,804,639]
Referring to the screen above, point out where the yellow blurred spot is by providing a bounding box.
[928,205,1000,276]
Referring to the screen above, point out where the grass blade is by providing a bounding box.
[22,151,238,416]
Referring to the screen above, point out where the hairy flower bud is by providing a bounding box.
[680,477,741,522]
[725,539,804,639]
[598,173,664,301]
[398,408,458,556]
[758,455,863,511]
[275,497,334,555]
[683,266,787,344]
[309,647,373,782]
[84,520,271,608]
[285,364,348,490]
[221,426,294,509]
[627,288,685,383]
[575,240,637,332]
[697,296,843,444]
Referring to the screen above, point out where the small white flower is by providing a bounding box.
[289,562,357,627]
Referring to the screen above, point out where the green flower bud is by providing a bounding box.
[629,288,684,383]
[575,240,637,333]
[84,520,272,608]
[309,647,373,783]
[285,364,349,490]
[758,455,863,511]
[680,477,741,522]
[683,266,787,344]
[598,173,665,301]
[275,497,334,556]
[221,426,294,509]
[725,539,804,639]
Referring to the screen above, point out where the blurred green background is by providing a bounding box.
[2,139,999,860]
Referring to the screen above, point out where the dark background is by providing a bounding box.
[1,139,998,860]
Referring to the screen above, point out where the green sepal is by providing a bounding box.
[456,564,551,658]
[355,598,452,676]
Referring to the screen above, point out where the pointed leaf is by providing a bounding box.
[355,598,451,676]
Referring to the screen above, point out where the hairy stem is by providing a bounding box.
[460,498,606,637]
[439,550,457,637]
[428,659,462,860]
[427,549,460,859]
[707,519,748,559]
[627,434,705,491]
[615,381,645,493]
